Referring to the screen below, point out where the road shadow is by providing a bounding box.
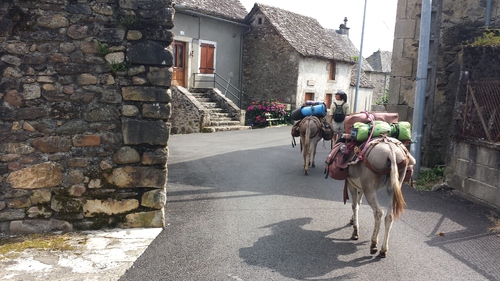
[239,217,380,280]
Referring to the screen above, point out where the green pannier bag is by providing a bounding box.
[352,121,392,141]
[390,121,411,140]
[352,122,370,141]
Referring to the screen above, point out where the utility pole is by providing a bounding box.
[354,0,368,113]
[410,0,432,178]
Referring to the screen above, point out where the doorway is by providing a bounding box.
[173,41,186,87]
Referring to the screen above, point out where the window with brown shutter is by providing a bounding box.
[329,61,336,80]
[200,43,215,74]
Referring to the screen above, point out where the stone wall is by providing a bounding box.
[204,88,245,126]
[391,0,500,167]
[170,86,205,134]
[242,13,300,109]
[370,72,389,104]
[170,86,245,134]
[445,46,500,210]
[0,0,174,234]
[447,139,500,210]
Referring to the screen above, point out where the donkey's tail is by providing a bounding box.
[389,142,406,218]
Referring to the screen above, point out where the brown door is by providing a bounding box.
[325,93,332,109]
[173,41,186,87]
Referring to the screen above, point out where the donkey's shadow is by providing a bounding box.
[239,217,378,280]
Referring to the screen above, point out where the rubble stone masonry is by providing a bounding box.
[390,0,499,166]
[0,0,174,234]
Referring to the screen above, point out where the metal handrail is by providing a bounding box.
[192,73,242,107]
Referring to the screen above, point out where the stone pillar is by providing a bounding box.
[0,0,174,233]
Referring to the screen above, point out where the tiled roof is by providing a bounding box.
[175,0,247,22]
[326,29,374,72]
[366,50,392,73]
[246,3,354,63]
[350,63,374,88]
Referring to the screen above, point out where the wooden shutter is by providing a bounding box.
[329,61,336,80]
[200,43,215,74]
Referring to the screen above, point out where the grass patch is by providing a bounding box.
[98,41,111,55]
[0,233,80,260]
[109,61,128,73]
[414,166,445,191]
[469,29,500,47]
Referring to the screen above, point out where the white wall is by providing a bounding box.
[348,86,373,113]
[296,57,352,108]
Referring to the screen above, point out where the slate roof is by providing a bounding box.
[326,29,374,72]
[366,50,392,73]
[245,3,355,63]
[174,0,247,22]
[349,63,375,88]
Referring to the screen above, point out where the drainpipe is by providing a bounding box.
[486,0,492,27]
[410,0,432,179]
[239,26,252,108]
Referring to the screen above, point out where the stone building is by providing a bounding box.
[391,0,500,209]
[0,0,174,233]
[326,27,375,112]
[172,0,248,107]
[366,50,392,104]
[242,3,361,111]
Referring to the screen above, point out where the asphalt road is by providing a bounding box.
[120,126,500,281]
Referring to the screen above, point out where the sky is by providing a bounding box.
[238,0,398,57]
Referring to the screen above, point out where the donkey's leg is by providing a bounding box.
[303,148,309,175]
[364,190,383,255]
[379,195,395,258]
[300,136,308,175]
[310,139,318,167]
[349,185,363,240]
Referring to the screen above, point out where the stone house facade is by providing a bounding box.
[242,4,373,112]
[0,0,174,233]
[172,0,249,107]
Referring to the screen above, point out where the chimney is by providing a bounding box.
[338,17,350,36]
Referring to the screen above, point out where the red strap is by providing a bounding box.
[357,111,374,161]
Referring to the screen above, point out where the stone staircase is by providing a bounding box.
[192,91,252,133]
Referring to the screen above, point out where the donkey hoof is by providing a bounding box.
[377,251,387,258]
[312,163,316,167]
[370,247,378,255]
[351,234,359,240]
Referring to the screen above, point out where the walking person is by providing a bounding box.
[328,90,350,145]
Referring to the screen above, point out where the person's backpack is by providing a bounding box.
[333,102,346,122]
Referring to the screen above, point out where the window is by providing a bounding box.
[329,61,336,80]
[200,43,215,74]
[173,42,184,68]
[258,17,262,24]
